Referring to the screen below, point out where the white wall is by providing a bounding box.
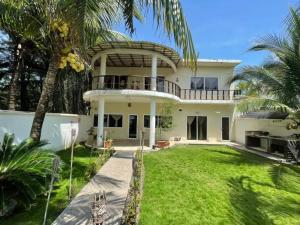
[0,110,84,151]
[233,118,300,144]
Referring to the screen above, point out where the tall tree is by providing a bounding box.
[0,1,42,110]
[230,7,300,129]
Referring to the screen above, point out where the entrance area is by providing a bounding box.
[128,115,138,139]
[187,116,207,140]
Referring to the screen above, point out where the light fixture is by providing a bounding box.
[216,111,221,114]
[128,102,132,107]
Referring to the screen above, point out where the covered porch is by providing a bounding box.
[85,42,181,148]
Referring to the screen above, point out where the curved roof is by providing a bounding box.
[87,41,181,68]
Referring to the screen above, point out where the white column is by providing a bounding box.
[151,55,157,91]
[97,98,105,147]
[149,98,156,148]
[100,54,107,89]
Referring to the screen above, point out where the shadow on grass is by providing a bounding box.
[228,176,275,225]
[209,148,274,166]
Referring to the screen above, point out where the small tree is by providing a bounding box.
[158,101,175,140]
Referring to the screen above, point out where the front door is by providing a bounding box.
[129,115,138,139]
[222,117,230,140]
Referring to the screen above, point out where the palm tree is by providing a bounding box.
[230,7,300,129]
[0,133,57,216]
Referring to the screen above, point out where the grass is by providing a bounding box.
[0,144,106,225]
[139,145,300,225]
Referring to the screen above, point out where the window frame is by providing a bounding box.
[93,113,123,128]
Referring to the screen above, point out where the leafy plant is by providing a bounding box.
[230,7,300,129]
[158,101,175,140]
[0,133,56,216]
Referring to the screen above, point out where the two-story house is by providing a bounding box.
[83,41,241,148]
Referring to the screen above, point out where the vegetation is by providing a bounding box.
[0,144,111,225]
[0,133,56,217]
[231,7,300,129]
[122,149,144,225]
[140,145,300,225]
[158,101,175,140]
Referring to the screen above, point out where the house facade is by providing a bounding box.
[83,41,241,148]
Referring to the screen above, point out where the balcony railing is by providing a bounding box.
[92,75,181,97]
[180,89,242,100]
[91,75,241,101]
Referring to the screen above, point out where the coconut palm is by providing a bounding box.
[230,7,300,129]
[0,133,57,216]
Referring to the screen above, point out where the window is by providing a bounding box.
[190,77,218,90]
[205,77,218,90]
[191,77,204,90]
[93,114,122,127]
[144,115,172,128]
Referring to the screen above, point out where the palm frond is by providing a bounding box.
[0,133,58,215]
[235,96,293,114]
[140,0,197,69]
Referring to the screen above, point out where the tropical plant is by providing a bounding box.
[0,133,57,216]
[158,101,175,140]
[230,7,300,129]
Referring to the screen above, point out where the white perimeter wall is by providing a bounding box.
[233,118,300,145]
[0,110,92,151]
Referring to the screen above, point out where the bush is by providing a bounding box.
[0,133,58,216]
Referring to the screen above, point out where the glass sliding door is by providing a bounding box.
[198,116,207,140]
[187,116,207,140]
[187,116,197,140]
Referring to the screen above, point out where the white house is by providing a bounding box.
[83,41,241,148]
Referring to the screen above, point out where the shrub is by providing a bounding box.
[0,133,57,216]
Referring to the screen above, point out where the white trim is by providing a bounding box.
[221,116,230,141]
[128,114,138,139]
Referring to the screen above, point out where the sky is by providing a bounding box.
[116,0,299,67]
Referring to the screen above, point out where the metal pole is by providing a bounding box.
[68,127,76,200]
[43,157,60,225]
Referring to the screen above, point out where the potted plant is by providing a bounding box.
[156,101,175,148]
[104,131,113,149]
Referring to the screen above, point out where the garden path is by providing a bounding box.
[52,150,133,225]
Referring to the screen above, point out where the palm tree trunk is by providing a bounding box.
[30,54,60,141]
[8,44,23,110]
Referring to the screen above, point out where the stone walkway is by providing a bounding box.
[52,151,133,225]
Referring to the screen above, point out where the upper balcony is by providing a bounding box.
[86,75,241,102]
[83,41,241,103]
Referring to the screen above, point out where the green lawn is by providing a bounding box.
[140,145,300,225]
[1,144,104,225]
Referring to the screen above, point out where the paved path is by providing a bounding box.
[52,151,133,225]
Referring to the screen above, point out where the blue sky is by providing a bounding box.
[117,0,299,67]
